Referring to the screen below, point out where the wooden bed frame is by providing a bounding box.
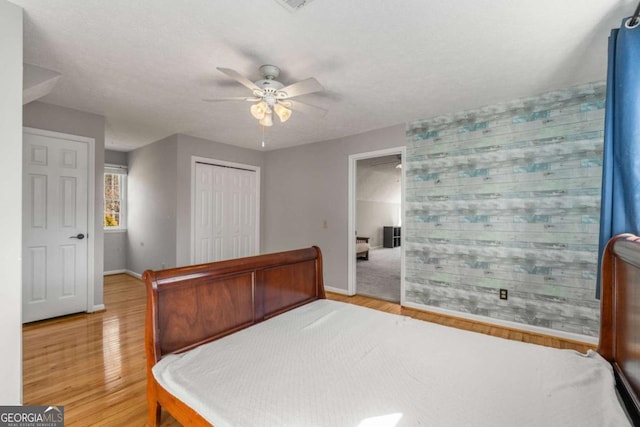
[599,233,640,425]
[144,236,640,427]
[143,246,325,426]
[356,236,370,260]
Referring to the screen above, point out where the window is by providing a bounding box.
[104,164,127,230]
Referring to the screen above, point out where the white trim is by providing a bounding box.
[23,127,96,316]
[403,300,599,345]
[91,304,105,312]
[348,147,406,302]
[104,269,126,276]
[189,156,261,264]
[324,286,351,295]
[87,132,96,313]
[104,163,128,173]
[103,171,127,231]
[125,270,142,279]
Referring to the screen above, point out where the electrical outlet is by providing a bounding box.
[499,289,508,300]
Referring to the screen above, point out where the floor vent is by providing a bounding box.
[273,0,315,13]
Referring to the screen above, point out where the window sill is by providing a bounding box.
[104,228,127,233]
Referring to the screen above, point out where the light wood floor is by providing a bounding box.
[23,274,595,426]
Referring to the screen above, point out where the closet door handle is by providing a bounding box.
[69,233,85,240]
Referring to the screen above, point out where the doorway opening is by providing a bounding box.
[348,147,405,304]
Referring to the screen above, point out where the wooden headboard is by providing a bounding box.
[143,246,326,426]
[143,246,325,367]
[599,233,640,425]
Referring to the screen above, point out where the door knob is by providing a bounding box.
[69,233,85,240]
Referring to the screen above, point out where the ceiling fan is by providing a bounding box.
[204,65,327,126]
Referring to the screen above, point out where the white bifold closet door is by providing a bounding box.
[194,162,257,263]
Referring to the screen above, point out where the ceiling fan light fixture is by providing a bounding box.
[274,103,292,123]
[211,65,326,125]
[259,111,273,127]
[250,101,268,120]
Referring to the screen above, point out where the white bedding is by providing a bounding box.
[153,299,630,427]
[356,242,369,253]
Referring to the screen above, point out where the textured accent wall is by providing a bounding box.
[405,82,606,337]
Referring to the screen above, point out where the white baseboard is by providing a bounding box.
[125,270,142,279]
[89,304,105,312]
[402,300,598,345]
[325,286,353,296]
[104,269,126,276]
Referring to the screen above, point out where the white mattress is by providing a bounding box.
[153,299,631,427]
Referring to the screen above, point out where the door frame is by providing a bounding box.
[189,155,261,264]
[23,126,96,314]
[348,146,406,304]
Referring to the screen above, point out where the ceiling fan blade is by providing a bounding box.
[203,96,261,102]
[281,99,327,117]
[276,77,324,99]
[216,67,263,94]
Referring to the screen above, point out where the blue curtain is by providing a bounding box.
[596,18,640,298]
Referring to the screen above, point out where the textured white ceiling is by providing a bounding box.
[13,0,636,151]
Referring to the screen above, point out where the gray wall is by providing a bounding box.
[263,124,406,290]
[104,149,128,273]
[357,200,400,248]
[104,232,127,273]
[0,0,22,404]
[126,135,178,274]
[105,149,127,165]
[126,133,265,274]
[23,101,106,309]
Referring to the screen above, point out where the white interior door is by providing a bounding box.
[194,162,224,263]
[23,130,89,323]
[194,162,257,263]
[228,166,257,259]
